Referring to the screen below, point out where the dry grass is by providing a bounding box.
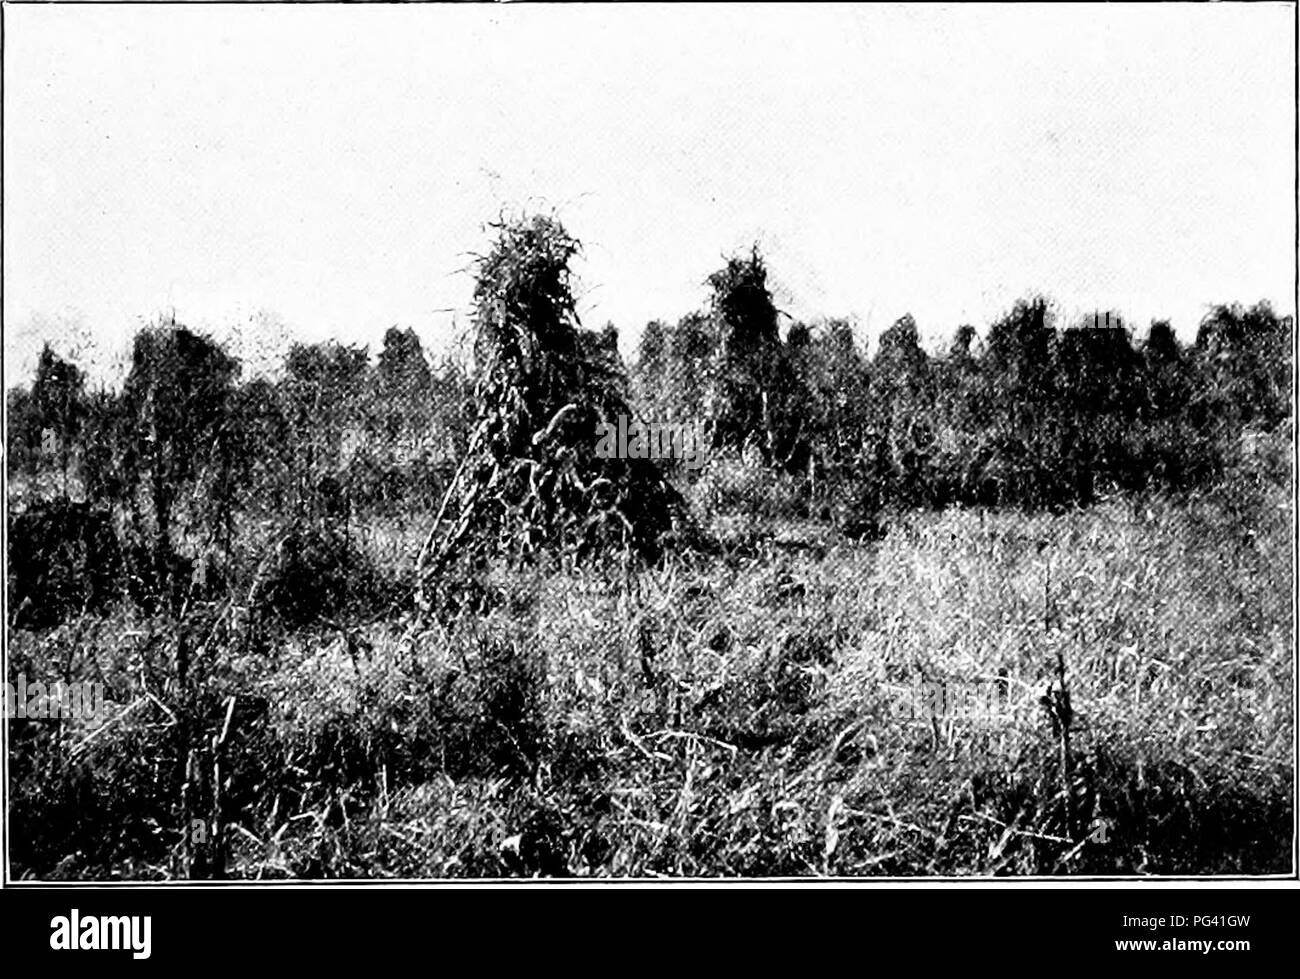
[9,460,1291,879]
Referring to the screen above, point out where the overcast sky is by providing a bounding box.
[4,2,1295,388]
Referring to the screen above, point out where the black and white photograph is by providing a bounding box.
[1,0,1295,899]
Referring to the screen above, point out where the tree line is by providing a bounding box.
[636,250,1291,516]
[5,224,1292,623]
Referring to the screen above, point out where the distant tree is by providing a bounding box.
[667,312,716,421]
[80,388,130,507]
[979,297,1057,505]
[949,324,977,362]
[1052,318,1143,499]
[428,354,475,459]
[985,297,1054,393]
[933,324,989,504]
[636,320,668,379]
[281,340,371,512]
[1194,302,1291,430]
[377,326,432,403]
[30,344,87,493]
[5,386,41,483]
[227,377,293,512]
[1129,320,1198,488]
[120,323,240,573]
[770,322,814,472]
[631,320,669,417]
[1143,320,1180,370]
[806,320,869,465]
[377,324,429,412]
[870,314,936,506]
[631,312,718,430]
[579,321,624,375]
[706,246,782,458]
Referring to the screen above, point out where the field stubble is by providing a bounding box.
[7,473,1293,878]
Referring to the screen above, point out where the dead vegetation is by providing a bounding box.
[415,216,686,615]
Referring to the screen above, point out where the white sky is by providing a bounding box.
[3,2,1295,388]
